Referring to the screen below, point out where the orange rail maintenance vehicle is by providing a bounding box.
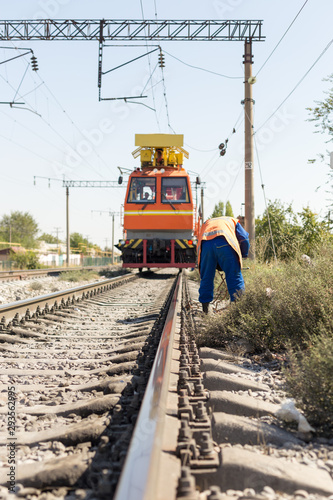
[116,134,200,269]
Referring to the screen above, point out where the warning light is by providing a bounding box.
[125,240,130,244]
[188,240,193,245]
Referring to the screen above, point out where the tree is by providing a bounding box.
[296,206,330,255]
[0,211,39,249]
[307,74,333,138]
[211,201,224,218]
[307,74,333,209]
[256,200,331,261]
[38,233,58,244]
[210,200,234,218]
[225,200,234,217]
[11,250,41,270]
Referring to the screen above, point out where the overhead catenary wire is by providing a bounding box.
[139,0,160,130]
[255,37,333,134]
[163,49,243,80]
[3,39,113,177]
[186,109,243,155]
[254,132,278,261]
[256,0,309,76]
[140,61,159,95]
[12,63,29,103]
[0,108,73,157]
[34,72,112,175]
[0,71,105,178]
[159,49,175,133]
[244,102,277,261]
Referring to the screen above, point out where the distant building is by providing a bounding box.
[37,241,80,266]
[0,246,25,261]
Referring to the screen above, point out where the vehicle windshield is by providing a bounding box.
[161,177,189,203]
[127,177,156,203]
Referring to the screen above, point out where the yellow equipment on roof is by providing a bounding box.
[132,134,189,167]
[135,133,184,148]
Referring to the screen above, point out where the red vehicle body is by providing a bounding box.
[116,134,200,269]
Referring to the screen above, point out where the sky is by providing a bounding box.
[0,0,332,249]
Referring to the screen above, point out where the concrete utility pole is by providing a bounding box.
[200,187,205,223]
[243,39,255,258]
[91,210,121,265]
[66,187,70,267]
[111,213,115,265]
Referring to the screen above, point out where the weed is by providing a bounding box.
[59,270,100,282]
[29,281,43,291]
[284,334,333,434]
[197,241,333,352]
[196,240,333,432]
[99,268,131,278]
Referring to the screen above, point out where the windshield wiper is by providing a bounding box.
[162,193,176,210]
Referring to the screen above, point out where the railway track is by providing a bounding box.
[0,266,112,282]
[0,271,332,499]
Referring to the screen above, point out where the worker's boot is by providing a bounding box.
[202,303,209,314]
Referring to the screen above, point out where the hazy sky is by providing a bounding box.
[0,0,332,247]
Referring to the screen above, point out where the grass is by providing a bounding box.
[99,267,131,278]
[195,240,333,433]
[29,281,43,291]
[58,270,100,282]
[284,334,333,433]
[197,244,333,352]
[58,268,131,282]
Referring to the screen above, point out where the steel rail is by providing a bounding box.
[0,273,133,325]
[0,266,120,281]
[114,271,182,500]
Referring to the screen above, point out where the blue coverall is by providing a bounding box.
[199,223,250,303]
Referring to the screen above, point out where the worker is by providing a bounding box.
[197,216,250,313]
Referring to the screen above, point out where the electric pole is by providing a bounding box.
[243,39,255,258]
[91,210,121,265]
[53,226,63,255]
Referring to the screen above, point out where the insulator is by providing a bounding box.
[218,143,225,150]
[158,52,165,68]
[31,55,39,72]
[220,149,226,156]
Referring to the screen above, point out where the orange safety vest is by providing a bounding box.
[197,216,243,270]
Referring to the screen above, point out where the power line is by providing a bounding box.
[2,40,111,178]
[140,61,159,95]
[253,133,277,261]
[158,48,175,133]
[256,0,309,76]
[163,49,243,79]
[186,109,243,153]
[35,73,112,174]
[255,37,333,134]
[0,109,70,157]
[0,71,105,178]
[139,0,160,130]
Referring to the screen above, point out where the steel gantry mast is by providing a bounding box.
[2,19,265,255]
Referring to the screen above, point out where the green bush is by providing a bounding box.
[11,250,42,270]
[255,200,331,262]
[284,334,333,434]
[197,240,333,352]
